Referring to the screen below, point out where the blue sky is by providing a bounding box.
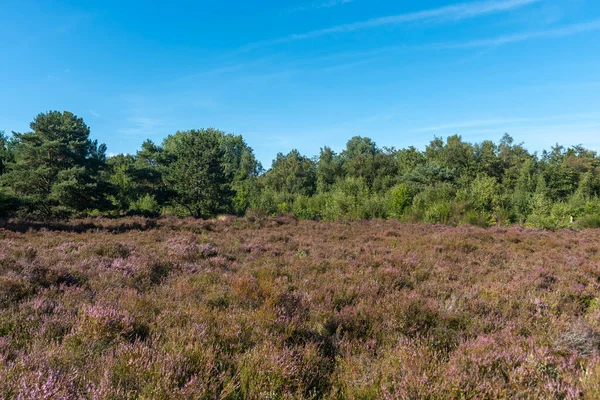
[1,0,599,166]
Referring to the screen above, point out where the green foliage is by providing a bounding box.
[264,150,316,196]
[0,187,20,217]
[107,154,136,210]
[218,134,262,216]
[468,174,497,212]
[408,183,464,224]
[5,111,600,230]
[425,135,476,181]
[249,187,294,216]
[388,184,412,219]
[161,129,233,218]
[129,194,161,217]
[511,158,536,223]
[396,146,425,175]
[218,133,262,182]
[575,214,600,229]
[526,175,554,228]
[232,178,259,216]
[371,148,399,192]
[423,201,453,224]
[541,145,580,200]
[316,146,343,193]
[0,130,15,176]
[322,177,370,221]
[363,193,389,219]
[1,111,110,217]
[527,201,574,230]
[342,136,378,185]
[291,194,327,220]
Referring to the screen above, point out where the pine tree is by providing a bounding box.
[161,129,233,218]
[2,111,110,217]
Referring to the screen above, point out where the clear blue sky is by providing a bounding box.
[1,0,599,166]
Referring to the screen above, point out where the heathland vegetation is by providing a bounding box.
[2,110,600,229]
[2,217,600,398]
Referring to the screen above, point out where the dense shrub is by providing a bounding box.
[128,194,161,217]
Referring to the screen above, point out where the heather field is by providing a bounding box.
[2,217,600,399]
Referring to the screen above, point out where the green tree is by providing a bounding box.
[2,111,110,217]
[342,136,378,184]
[0,131,15,176]
[263,150,316,196]
[316,146,343,193]
[526,174,553,228]
[425,135,476,184]
[160,129,233,218]
[540,145,579,200]
[323,177,370,221]
[106,141,171,216]
[372,147,399,192]
[135,140,164,190]
[497,134,534,190]
[218,133,262,182]
[131,140,170,210]
[0,131,19,217]
[396,146,425,176]
[474,140,503,180]
[388,183,412,219]
[217,132,262,215]
[469,174,497,212]
[107,154,137,212]
[511,158,536,223]
[574,171,595,200]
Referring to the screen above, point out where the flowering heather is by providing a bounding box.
[1,217,600,398]
[167,237,218,261]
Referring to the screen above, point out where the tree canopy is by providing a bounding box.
[1,111,110,217]
[2,110,600,230]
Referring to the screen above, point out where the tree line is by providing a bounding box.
[1,110,600,229]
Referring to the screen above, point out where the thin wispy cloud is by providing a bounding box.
[165,56,277,87]
[320,0,354,7]
[118,117,168,136]
[287,0,354,14]
[416,112,600,133]
[321,56,384,72]
[417,118,525,133]
[192,15,600,90]
[251,0,540,48]
[435,18,600,48]
[88,110,115,122]
[299,19,600,70]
